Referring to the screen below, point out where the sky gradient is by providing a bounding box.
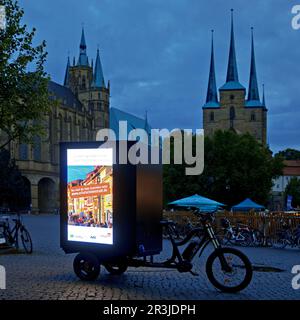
[19,0,300,153]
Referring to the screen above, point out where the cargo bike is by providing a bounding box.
[60,142,253,293]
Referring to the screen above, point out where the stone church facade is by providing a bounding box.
[8,28,110,213]
[203,11,268,145]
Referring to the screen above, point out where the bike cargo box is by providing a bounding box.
[59,141,163,261]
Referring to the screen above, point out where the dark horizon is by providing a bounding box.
[19,0,300,153]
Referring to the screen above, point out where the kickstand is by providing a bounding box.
[189,270,199,276]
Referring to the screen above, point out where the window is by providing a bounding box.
[19,143,28,160]
[229,106,235,129]
[33,136,41,161]
[82,76,86,89]
[251,112,256,121]
[210,112,214,122]
[230,95,235,100]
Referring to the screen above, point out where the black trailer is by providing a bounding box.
[60,141,253,293]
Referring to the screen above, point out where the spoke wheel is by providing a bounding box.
[20,227,33,254]
[73,253,100,281]
[206,247,253,293]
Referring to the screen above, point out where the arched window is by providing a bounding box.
[230,106,235,129]
[210,112,214,122]
[82,76,86,89]
[251,112,256,121]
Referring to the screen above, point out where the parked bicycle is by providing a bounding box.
[218,218,252,247]
[273,221,300,249]
[0,213,33,253]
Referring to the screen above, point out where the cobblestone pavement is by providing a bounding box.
[0,215,300,300]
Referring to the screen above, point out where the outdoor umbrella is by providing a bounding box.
[168,194,225,212]
[231,198,265,212]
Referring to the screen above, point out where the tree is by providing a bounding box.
[0,149,29,210]
[163,130,284,207]
[275,148,300,160]
[285,177,300,208]
[0,0,51,150]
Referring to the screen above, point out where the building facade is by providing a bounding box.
[203,11,268,145]
[9,28,110,213]
[271,160,300,211]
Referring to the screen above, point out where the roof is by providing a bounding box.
[92,49,105,88]
[48,81,83,110]
[168,194,225,212]
[245,100,264,108]
[202,101,220,109]
[283,160,300,176]
[219,81,245,91]
[109,107,151,140]
[232,198,265,211]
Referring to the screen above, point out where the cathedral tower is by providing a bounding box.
[202,10,267,145]
[64,28,110,135]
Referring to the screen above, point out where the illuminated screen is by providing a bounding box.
[67,148,113,244]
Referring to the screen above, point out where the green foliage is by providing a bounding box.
[0,149,30,210]
[0,0,51,149]
[275,148,300,160]
[163,130,284,207]
[285,177,300,208]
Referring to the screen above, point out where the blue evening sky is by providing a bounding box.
[67,166,94,183]
[19,0,300,153]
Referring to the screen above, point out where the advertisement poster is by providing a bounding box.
[67,148,113,244]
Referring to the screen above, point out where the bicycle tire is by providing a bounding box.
[20,227,33,254]
[206,247,253,293]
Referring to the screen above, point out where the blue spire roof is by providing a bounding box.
[77,28,89,66]
[63,56,70,87]
[247,28,262,107]
[262,84,266,106]
[92,49,105,88]
[220,10,245,91]
[204,30,219,109]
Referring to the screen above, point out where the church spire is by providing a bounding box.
[226,9,239,82]
[262,84,266,106]
[205,30,218,105]
[93,48,105,88]
[248,28,260,101]
[64,56,70,87]
[77,27,89,66]
[220,9,245,91]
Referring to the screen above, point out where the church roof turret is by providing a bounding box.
[203,30,219,109]
[92,48,105,88]
[77,27,89,66]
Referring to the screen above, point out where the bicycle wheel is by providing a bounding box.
[239,231,252,247]
[104,261,128,275]
[273,238,288,249]
[20,227,33,254]
[73,252,100,281]
[206,247,253,293]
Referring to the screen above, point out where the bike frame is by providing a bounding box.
[128,214,231,273]
[4,215,22,249]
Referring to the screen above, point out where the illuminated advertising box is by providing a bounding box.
[67,148,113,245]
[60,141,163,261]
